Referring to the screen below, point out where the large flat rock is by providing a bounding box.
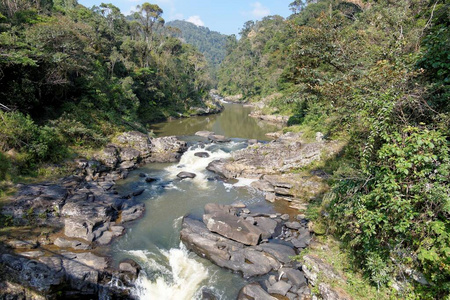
[203,211,263,246]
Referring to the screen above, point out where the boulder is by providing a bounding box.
[120,202,145,223]
[208,135,230,143]
[61,252,107,293]
[195,131,215,138]
[132,188,145,196]
[95,231,114,245]
[259,243,296,264]
[64,217,104,242]
[302,254,344,286]
[119,147,141,162]
[180,217,279,278]
[203,212,262,246]
[254,217,278,239]
[145,177,157,183]
[1,254,64,292]
[279,268,307,288]
[119,259,141,277]
[267,281,292,296]
[177,172,197,179]
[194,152,210,158]
[285,221,302,230]
[319,283,352,300]
[148,136,187,163]
[54,237,91,250]
[238,283,276,300]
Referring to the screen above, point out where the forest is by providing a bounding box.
[0,0,448,298]
[218,0,449,298]
[0,0,212,179]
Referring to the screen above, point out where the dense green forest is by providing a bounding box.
[0,0,212,178]
[219,0,449,298]
[166,20,228,68]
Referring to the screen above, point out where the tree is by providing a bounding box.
[133,2,164,43]
[289,0,306,14]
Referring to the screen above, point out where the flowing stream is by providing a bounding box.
[110,103,286,299]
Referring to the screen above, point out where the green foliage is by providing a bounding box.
[0,0,214,176]
[218,15,293,99]
[166,20,228,68]
[0,152,10,181]
[331,127,450,294]
[0,111,68,172]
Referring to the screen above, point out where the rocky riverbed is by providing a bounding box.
[0,131,187,299]
[1,128,348,299]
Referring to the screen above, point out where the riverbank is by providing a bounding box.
[0,131,188,298]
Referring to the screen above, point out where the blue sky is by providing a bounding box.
[77,0,293,35]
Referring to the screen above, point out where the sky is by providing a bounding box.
[77,0,293,35]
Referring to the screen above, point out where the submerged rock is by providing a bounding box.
[177,172,197,179]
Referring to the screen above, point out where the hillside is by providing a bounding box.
[166,20,228,67]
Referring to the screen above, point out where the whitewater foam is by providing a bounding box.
[131,245,208,300]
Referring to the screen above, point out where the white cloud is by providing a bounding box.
[186,15,204,27]
[250,2,270,18]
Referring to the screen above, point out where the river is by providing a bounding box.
[110,103,285,299]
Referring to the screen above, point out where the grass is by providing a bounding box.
[300,235,394,300]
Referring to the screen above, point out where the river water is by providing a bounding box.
[111,103,285,299]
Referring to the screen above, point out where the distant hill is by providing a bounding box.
[166,20,228,67]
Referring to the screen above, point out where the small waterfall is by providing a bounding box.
[165,143,232,189]
[131,245,209,300]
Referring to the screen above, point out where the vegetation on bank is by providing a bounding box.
[0,0,213,183]
[218,0,449,298]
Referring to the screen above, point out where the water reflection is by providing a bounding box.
[150,103,281,140]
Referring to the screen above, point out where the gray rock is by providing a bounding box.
[259,243,296,264]
[132,188,145,196]
[119,259,141,276]
[64,217,102,242]
[20,251,44,258]
[1,254,64,292]
[6,240,37,250]
[120,147,141,162]
[145,177,157,183]
[180,217,279,278]
[275,186,292,196]
[238,283,276,300]
[194,152,210,158]
[255,217,278,239]
[280,268,307,288]
[267,281,292,296]
[61,252,107,292]
[119,161,136,170]
[285,222,302,230]
[54,237,91,250]
[251,180,275,192]
[248,139,258,145]
[111,225,125,236]
[231,201,246,208]
[319,283,351,300]
[208,135,230,143]
[195,131,215,138]
[265,193,276,203]
[203,211,262,246]
[96,231,114,245]
[120,202,145,223]
[302,255,344,286]
[148,136,187,163]
[291,238,307,249]
[281,214,290,221]
[177,172,197,179]
[269,275,277,285]
[95,145,120,168]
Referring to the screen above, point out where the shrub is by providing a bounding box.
[331,126,450,295]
